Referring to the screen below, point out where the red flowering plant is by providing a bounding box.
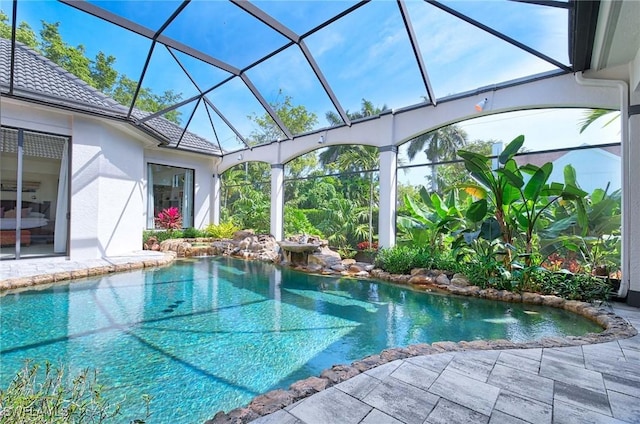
[541,252,583,274]
[155,207,182,231]
[357,241,379,252]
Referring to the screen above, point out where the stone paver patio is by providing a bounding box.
[251,303,640,424]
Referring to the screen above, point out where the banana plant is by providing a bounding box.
[458,135,587,267]
[540,187,621,274]
[397,186,463,251]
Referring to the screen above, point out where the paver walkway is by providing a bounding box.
[252,303,640,424]
[1,254,639,423]
[0,251,169,281]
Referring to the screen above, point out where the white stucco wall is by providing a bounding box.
[68,117,146,259]
[1,98,215,260]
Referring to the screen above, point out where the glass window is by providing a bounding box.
[147,164,194,229]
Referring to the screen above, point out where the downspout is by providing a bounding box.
[575,72,629,299]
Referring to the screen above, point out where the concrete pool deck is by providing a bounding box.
[1,253,639,424]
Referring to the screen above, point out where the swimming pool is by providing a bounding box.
[0,256,602,423]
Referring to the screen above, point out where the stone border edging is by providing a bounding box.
[0,252,177,292]
[206,282,637,424]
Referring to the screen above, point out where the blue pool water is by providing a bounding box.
[0,257,601,423]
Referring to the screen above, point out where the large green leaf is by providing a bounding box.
[591,188,606,204]
[593,215,621,235]
[563,184,588,198]
[466,198,488,222]
[480,217,502,241]
[418,186,433,207]
[501,182,521,205]
[538,215,577,238]
[404,194,430,223]
[563,164,579,187]
[458,150,495,189]
[518,163,539,175]
[397,215,421,230]
[430,193,447,219]
[445,190,457,208]
[523,162,552,201]
[497,168,524,189]
[498,135,525,164]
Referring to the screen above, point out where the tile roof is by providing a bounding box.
[0,38,220,156]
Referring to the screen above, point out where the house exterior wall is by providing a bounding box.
[69,116,146,259]
[1,99,215,260]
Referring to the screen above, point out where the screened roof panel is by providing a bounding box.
[16,0,151,102]
[168,48,234,93]
[202,99,248,153]
[180,100,220,151]
[206,76,279,146]
[133,45,202,123]
[407,1,559,99]
[251,0,361,35]
[1,0,583,156]
[162,0,290,70]
[304,1,428,116]
[440,0,570,66]
[244,44,338,135]
[86,0,182,33]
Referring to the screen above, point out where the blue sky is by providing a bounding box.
[6,0,588,152]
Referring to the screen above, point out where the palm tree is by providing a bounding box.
[578,108,619,133]
[321,99,387,248]
[406,125,468,192]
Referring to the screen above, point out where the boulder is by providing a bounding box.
[450,273,470,287]
[248,389,294,416]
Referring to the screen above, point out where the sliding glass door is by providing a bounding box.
[0,127,69,259]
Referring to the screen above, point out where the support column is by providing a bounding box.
[626,99,640,306]
[212,173,221,225]
[270,164,284,241]
[378,145,398,249]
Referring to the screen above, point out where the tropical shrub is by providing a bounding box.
[375,246,418,275]
[155,207,182,230]
[530,270,611,301]
[284,208,322,237]
[337,247,357,259]
[397,188,463,251]
[203,221,240,239]
[182,227,202,238]
[142,229,179,245]
[458,135,587,267]
[0,361,151,424]
[540,187,621,276]
[357,241,378,251]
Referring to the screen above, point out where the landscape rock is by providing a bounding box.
[289,377,329,399]
[450,273,470,287]
[248,389,294,416]
[320,365,360,384]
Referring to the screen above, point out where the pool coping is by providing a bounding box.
[209,295,637,423]
[1,252,637,423]
[0,251,177,293]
